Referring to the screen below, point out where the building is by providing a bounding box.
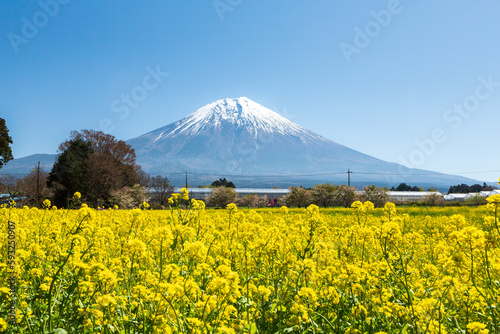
[387,191,442,202]
[443,193,468,202]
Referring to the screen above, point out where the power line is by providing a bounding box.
[354,169,500,176]
[187,171,348,178]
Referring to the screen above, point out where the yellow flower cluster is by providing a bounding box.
[1,192,500,333]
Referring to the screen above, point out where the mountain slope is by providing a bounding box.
[0,154,57,176]
[127,97,479,188]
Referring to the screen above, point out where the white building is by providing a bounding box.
[388,191,442,202]
[443,193,468,201]
[487,189,500,196]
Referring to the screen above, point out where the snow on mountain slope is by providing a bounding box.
[146,97,327,143]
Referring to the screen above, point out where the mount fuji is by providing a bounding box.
[126,97,478,188]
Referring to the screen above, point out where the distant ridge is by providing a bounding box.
[0,153,57,176]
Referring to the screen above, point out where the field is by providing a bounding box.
[1,193,500,333]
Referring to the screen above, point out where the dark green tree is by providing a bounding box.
[0,118,13,169]
[448,184,470,194]
[48,138,93,207]
[211,178,235,188]
[391,183,420,191]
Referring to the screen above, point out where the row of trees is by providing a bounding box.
[283,184,390,208]
[0,169,175,209]
[390,183,424,191]
[448,183,494,194]
[204,184,391,208]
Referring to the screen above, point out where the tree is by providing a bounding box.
[48,138,93,207]
[0,175,19,197]
[482,182,494,191]
[448,183,471,194]
[447,183,494,194]
[17,167,52,207]
[311,183,338,207]
[0,118,13,169]
[423,192,444,206]
[333,185,358,208]
[361,185,389,208]
[110,184,150,209]
[283,186,311,208]
[211,178,235,188]
[207,186,237,207]
[390,183,420,191]
[149,175,174,207]
[236,194,268,208]
[48,130,139,207]
[137,168,152,187]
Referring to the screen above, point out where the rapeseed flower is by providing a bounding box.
[2,196,500,332]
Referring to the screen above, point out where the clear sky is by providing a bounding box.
[1,0,499,182]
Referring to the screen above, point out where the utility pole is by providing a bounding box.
[347,169,352,187]
[36,161,40,204]
[185,171,188,209]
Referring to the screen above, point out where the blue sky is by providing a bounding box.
[1,0,500,182]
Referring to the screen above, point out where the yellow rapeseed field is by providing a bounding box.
[1,190,500,333]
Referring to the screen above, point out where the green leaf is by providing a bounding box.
[242,323,258,333]
[52,329,68,334]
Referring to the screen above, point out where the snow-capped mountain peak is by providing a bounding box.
[174,97,305,136]
[149,97,320,142]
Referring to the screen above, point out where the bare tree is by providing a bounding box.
[0,174,20,200]
[137,168,152,187]
[17,168,53,207]
[361,185,389,208]
[150,175,174,207]
[311,183,338,207]
[333,185,358,208]
[236,194,268,208]
[424,192,445,206]
[283,186,312,208]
